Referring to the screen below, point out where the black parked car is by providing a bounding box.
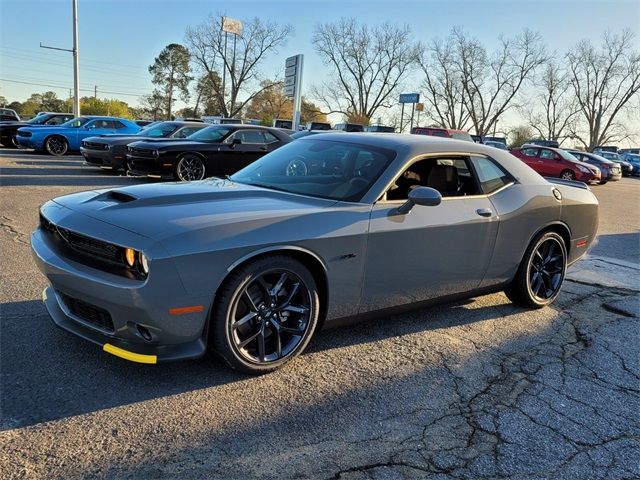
[127,124,291,181]
[0,112,74,148]
[524,139,560,148]
[80,121,207,172]
[334,123,364,132]
[363,125,395,133]
[565,149,622,183]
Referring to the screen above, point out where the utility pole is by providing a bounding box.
[94,85,97,99]
[40,0,80,116]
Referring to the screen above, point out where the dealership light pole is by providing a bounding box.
[40,0,80,116]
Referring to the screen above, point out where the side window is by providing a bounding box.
[521,148,539,157]
[113,121,126,130]
[386,156,480,201]
[470,156,514,194]
[174,127,201,138]
[46,116,65,125]
[540,149,555,159]
[238,130,266,144]
[263,131,279,143]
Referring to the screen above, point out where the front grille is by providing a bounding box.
[41,213,121,265]
[17,130,32,137]
[82,141,108,150]
[128,147,156,158]
[59,292,115,332]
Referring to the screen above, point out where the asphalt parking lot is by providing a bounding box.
[1,148,639,479]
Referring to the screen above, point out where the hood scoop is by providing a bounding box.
[93,190,139,204]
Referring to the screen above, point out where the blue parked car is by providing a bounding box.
[16,116,141,156]
[620,152,640,176]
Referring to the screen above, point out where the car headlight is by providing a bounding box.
[152,150,160,158]
[123,247,148,276]
[139,252,149,274]
[577,165,590,173]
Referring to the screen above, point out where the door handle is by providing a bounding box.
[476,208,493,217]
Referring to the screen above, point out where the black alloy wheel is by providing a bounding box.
[212,255,320,373]
[45,136,68,156]
[175,154,206,181]
[505,231,567,308]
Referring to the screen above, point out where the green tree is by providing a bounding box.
[149,43,192,119]
[508,125,534,148]
[193,71,222,116]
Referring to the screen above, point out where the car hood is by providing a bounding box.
[128,139,211,150]
[574,160,599,171]
[83,134,142,145]
[50,178,338,240]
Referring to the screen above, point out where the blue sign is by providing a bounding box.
[399,93,420,104]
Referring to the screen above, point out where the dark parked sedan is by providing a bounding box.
[565,150,621,183]
[80,121,207,172]
[0,112,74,148]
[127,125,291,181]
[593,150,634,176]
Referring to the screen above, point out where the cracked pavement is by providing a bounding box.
[1,149,639,479]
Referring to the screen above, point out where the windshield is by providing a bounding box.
[140,122,178,138]
[231,139,396,202]
[558,149,580,162]
[188,125,231,142]
[26,113,51,125]
[60,117,92,128]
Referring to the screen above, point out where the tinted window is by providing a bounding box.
[45,116,68,125]
[263,131,279,143]
[145,123,178,138]
[470,156,513,194]
[450,132,473,142]
[231,139,395,202]
[521,148,538,157]
[173,126,202,138]
[61,117,92,128]
[231,130,265,144]
[189,126,231,142]
[113,121,127,130]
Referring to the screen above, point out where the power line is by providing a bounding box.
[0,78,148,98]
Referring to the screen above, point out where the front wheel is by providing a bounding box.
[560,170,575,181]
[505,231,567,309]
[174,154,206,181]
[45,136,68,156]
[211,255,320,374]
[598,180,608,185]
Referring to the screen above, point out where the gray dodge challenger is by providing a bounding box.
[32,134,599,373]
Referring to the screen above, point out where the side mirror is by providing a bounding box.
[230,138,242,148]
[396,187,442,214]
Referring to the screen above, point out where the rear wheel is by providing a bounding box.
[598,180,608,185]
[174,154,205,181]
[505,231,567,309]
[45,136,68,156]
[211,255,320,374]
[560,170,575,181]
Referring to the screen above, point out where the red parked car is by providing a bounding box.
[411,127,473,142]
[511,145,600,183]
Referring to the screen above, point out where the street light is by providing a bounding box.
[40,0,80,116]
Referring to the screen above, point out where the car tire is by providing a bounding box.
[598,180,608,185]
[210,254,320,374]
[560,170,575,181]
[504,231,567,309]
[45,136,69,156]
[174,154,206,181]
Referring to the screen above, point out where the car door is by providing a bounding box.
[519,147,541,171]
[360,155,499,313]
[538,148,560,176]
[215,129,267,176]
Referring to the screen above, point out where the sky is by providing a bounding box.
[1,0,639,132]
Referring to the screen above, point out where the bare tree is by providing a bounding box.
[520,59,580,143]
[462,29,547,136]
[419,34,471,130]
[185,15,292,118]
[566,30,640,150]
[312,19,421,123]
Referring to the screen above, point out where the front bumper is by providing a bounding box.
[127,154,174,179]
[16,135,42,150]
[80,146,127,170]
[31,223,211,363]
